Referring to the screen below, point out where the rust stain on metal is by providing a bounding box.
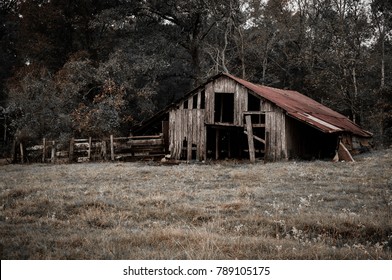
[225,73,372,137]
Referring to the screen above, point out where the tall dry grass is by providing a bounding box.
[0,149,391,259]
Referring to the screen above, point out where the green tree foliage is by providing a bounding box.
[1,0,391,147]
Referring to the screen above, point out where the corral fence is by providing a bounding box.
[12,134,166,164]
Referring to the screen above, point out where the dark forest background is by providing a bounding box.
[0,0,391,154]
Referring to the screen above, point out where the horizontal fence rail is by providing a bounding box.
[13,134,166,164]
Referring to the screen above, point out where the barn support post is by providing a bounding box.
[215,129,220,160]
[337,141,355,162]
[245,115,255,163]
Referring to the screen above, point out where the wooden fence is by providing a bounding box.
[13,134,165,164]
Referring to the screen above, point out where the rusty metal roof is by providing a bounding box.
[225,73,372,137]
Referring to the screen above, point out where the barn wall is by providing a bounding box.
[169,97,206,161]
[173,75,290,161]
[207,74,290,161]
[205,76,247,126]
[262,102,287,161]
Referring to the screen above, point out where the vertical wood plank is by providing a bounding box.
[193,110,198,144]
[281,113,287,159]
[275,110,281,160]
[170,110,176,159]
[196,110,201,160]
[172,110,178,159]
[205,82,214,124]
[169,110,175,158]
[264,103,271,161]
[197,91,201,109]
[280,110,284,159]
[182,110,187,159]
[187,110,192,161]
[270,111,276,161]
[265,131,269,162]
[285,115,292,159]
[176,110,182,159]
[198,110,206,161]
[215,129,220,160]
[214,77,223,92]
[202,121,207,161]
[234,84,239,126]
[162,121,169,154]
[245,115,255,163]
[240,85,247,126]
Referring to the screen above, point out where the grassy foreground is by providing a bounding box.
[0,150,391,259]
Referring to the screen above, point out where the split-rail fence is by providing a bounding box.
[12,134,165,164]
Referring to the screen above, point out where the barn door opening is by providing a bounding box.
[244,113,266,162]
[206,126,248,160]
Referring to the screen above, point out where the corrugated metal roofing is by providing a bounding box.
[224,73,372,138]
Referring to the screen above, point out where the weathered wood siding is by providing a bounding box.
[168,75,289,161]
[169,109,206,161]
[263,102,287,161]
[205,76,247,126]
[205,82,214,124]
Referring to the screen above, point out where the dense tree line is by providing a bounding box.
[0,0,391,153]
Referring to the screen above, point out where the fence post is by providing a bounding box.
[101,140,107,160]
[51,140,56,164]
[42,138,46,163]
[88,137,92,160]
[110,135,114,161]
[69,138,74,163]
[19,142,24,164]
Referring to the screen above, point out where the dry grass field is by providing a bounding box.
[1,149,391,260]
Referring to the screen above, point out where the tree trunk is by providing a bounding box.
[262,57,268,85]
[191,45,202,86]
[381,35,385,88]
[352,66,358,123]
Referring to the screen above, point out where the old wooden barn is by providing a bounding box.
[133,73,372,162]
